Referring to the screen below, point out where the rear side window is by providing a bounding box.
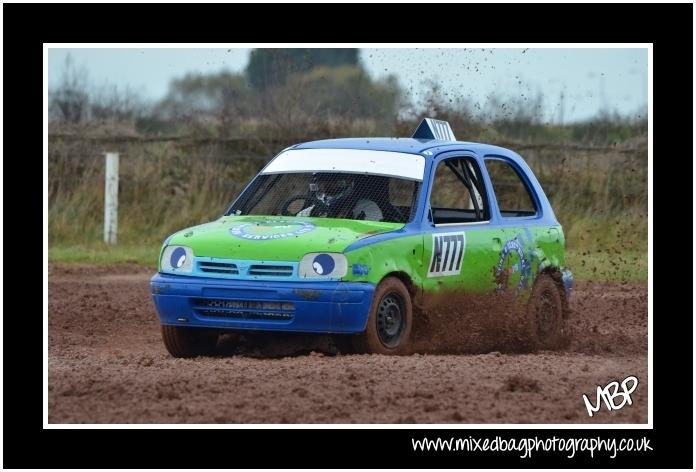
[485,158,537,217]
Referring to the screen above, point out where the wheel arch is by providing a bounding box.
[382,270,418,299]
[380,270,427,317]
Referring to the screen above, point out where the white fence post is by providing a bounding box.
[104,152,119,244]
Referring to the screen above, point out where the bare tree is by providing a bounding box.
[50,54,90,123]
[91,84,145,123]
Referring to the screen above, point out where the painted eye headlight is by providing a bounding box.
[161,245,194,273]
[170,247,187,268]
[299,253,347,279]
[312,254,335,275]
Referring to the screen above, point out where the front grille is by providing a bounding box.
[193,298,295,321]
[248,264,293,277]
[198,261,239,274]
[193,258,296,279]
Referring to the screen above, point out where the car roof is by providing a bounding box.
[292,137,516,158]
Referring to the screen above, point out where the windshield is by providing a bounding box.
[228,172,421,224]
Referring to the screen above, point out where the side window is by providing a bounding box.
[485,158,537,217]
[429,157,488,224]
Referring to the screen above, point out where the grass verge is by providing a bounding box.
[49,243,159,269]
[565,249,647,282]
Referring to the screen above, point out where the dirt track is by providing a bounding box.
[48,264,648,424]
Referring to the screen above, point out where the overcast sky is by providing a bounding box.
[48,47,648,123]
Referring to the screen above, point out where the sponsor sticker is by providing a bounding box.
[229,220,315,241]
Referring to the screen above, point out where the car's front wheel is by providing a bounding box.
[352,276,413,355]
[161,325,219,358]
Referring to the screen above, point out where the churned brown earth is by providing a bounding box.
[48,264,648,424]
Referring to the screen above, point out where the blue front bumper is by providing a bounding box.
[150,273,375,334]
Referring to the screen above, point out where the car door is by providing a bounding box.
[421,153,505,307]
[483,156,545,294]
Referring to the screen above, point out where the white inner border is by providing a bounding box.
[262,148,426,181]
[43,43,652,430]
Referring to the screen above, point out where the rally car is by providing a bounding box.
[151,118,573,357]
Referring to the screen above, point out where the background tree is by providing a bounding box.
[246,48,359,91]
[50,54,90,123]
[154,71,254,137]
[90,84,145,123]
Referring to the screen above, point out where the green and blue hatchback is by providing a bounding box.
[151,119,573,356]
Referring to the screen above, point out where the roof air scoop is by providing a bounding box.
[411,118,456,141]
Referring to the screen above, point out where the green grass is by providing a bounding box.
[49,243,159,269]
[48,244,647,283]
[565,249,647,282]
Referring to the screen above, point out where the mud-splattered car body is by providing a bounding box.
[151,119,573,356]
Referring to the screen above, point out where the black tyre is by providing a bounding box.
[353,277,413,355]
[526,274,565,349]
[161,325,219,358]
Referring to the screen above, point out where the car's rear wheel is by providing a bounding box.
[526,273,565,349]
[352,277,413,355]
[161,325,219,358]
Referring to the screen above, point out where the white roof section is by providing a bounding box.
[262,148,426,181]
